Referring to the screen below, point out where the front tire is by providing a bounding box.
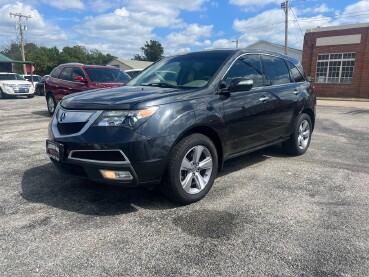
[162,134,218,204]
[283,113,312,155]
[27,94,35,99]
[46,94,57,115]
[0,89,6,99]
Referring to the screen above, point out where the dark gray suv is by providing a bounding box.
[47,49,316,204]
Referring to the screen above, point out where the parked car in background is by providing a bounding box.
[22,74,42,85]
[45,63,131,114]
[35,75,49,96]
[46,49,316,204]
[0,72,35,99]
[125,69,143,79]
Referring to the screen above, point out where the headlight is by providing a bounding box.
[3,84,17,88]
[97,107,159,128]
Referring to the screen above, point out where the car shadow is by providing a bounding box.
[21,145,289,215]
[21,163,177,216]
[32,110,51,117]
[219,144,288,177]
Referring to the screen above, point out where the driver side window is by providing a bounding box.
[223,54,264,88]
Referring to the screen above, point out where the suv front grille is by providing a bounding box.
[69,150,128,163]
[57,122,86,135]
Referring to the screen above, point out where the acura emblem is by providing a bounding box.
[59,112,66,123]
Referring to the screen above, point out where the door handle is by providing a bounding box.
[293,90,300,95]
[259,96,269,102]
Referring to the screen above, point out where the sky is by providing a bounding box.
[1,0,369,59]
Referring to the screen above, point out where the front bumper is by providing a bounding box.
[2,86,35,96]
[47,107,175,187]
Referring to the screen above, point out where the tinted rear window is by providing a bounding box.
[262,55,291,85]
[287,61,305,82]
[85,68,130,83]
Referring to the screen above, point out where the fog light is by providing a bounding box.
[100,170,133,181]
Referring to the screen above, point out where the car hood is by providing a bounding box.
[1,80,32,85]
[60,85,192,110]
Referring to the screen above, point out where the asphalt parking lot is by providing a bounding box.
[1,96,369,276]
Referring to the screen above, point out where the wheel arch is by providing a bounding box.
[301,107,315,130]
[46,90,54,98]
[173,125,224,171]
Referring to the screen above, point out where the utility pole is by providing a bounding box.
[232,38,239,48]
[281,1,288,55]
[10,12,31,74]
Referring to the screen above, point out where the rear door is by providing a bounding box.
[58,67,89,99]
[259,55,299,141]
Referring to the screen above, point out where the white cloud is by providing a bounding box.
[127,0,207,12]
[114,7,129,17]
[87,0,122,13]
[229,0,281,9]
[210,39,235,48]
[165,24,213,54]
[231,8,335,49]
[72,0,211,58]
[300,3,333,15]
[45,0,84,10]
[0,2,68,49]
[233,9,285,32]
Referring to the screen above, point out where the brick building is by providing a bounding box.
[302,23,369,98]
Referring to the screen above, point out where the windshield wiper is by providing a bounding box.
[143,82,178,88]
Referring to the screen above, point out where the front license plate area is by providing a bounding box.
[46,140,64,161]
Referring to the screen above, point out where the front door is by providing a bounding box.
[222,54,277,155]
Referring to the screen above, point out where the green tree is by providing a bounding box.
[27,46,60,75]
[133,40,164,62]
[87,49,116,65]
[59,45,89,64]
[1,42,117,75]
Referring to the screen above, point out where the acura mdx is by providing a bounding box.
[46,49,316,204]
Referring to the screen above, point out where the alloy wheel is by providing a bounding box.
[179,145,213,194]
[48,96,55,114]
[298,119,311,150]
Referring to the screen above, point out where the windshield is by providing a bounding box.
[85,68,131,83]
[24,75,41,82]
[0,74,25,81]
[127,51,232,89]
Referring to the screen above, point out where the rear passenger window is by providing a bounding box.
[71,67,85,80]
[60,68,74,81]
[50,67,62,78]
[261,55,291,85]
[223,54,264,88]
[287,61,305,82]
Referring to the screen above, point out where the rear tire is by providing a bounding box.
[283,113,312,156]
[161,134,218,204]
[46,94,57,115]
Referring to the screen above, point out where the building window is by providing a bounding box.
[315,53,355,84]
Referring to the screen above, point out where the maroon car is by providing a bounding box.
[45,63,131,114]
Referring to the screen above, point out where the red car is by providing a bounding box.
[45,63,131,114]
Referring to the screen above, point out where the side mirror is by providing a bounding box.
[228,78,253,92]
[74,76,86,82]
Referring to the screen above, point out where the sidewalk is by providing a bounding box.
[318,99,369,109]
